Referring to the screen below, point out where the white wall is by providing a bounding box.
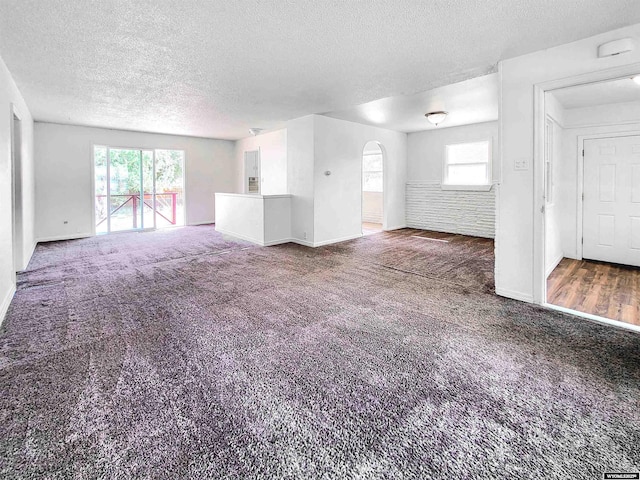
[286,115,316,244]
[263,196,292,246]
[543,115,564,276]
[545,92,566,126]
[406,121,498,237]
[362,191,383,223]
[0,56,35,321]
[543,92,640,276]
[407,121,499,183]
[497,22,640,303]
[34,123,236,241]
[215,193,265,244]
[234,129,287,195]
[215,193,292,246]
[313,115,407,245]
[559,118,640,258]
[544,92,567,276]
[406,184,495,238]
[564,100,640,127]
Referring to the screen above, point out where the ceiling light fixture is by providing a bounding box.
[425,111,448,126]
[633,75,640,85]
[248,128,263,136]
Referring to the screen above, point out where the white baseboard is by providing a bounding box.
[313,233,363,247]
[215,227,293,247]
[263,238,294,246]
[215,228,264,246]
[188,220,215,226]
[495,287,534,303]
[384,224,407,231]
[37,232,93,243]
[288,232,377,248]
[406,224,494,239]
[545,254,564,278]
[291,239,314,247]
[24,241,37,268]
[209,229,368,248]
[0,284,16,327]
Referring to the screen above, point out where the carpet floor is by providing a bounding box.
[0,225,638,479]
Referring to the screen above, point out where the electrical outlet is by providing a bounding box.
[303,231,307,240]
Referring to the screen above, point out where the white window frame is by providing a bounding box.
[442,139,492,191]
[91,145,187,235]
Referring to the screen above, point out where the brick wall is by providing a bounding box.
[406,182,495,238]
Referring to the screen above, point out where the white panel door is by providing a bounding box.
[583,135,640,266]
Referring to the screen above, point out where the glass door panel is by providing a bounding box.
[142,150,155,230]
[94,146,108,234]
[107,148,142,233]
[94,147,185,234]
[155,150,185,227]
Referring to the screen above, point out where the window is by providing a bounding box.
[94,147,185,234]
[443,140,491,187]
[363,151,383,192]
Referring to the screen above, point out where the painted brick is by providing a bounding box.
[406,182,495,238]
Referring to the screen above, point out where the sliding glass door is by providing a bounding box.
[94,147,184,234]
[154,150,185,228]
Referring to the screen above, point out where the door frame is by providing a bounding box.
[533,61,640,306]
[9,104,22,273]
[576,131,640,261]
[532,62,640,333]
[91,145,186,235]
[91,146,150,235]
[360,140,386,233]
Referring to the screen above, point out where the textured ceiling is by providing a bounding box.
[0,0,639,140]
[325,73,499,133]
[552,76,640,109]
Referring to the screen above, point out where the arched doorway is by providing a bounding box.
[362,141,384,235]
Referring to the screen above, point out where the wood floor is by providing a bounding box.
[547,258,640,326]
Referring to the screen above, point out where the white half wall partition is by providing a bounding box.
[215,193,292,246]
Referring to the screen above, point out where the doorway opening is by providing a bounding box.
[10,109,23,272]
[539,72,640,329]
[94,147,185,234]
[362,141,384,235]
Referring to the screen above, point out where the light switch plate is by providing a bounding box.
[514,158,529,170]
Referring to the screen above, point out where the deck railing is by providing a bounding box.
[96,192,178,228]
